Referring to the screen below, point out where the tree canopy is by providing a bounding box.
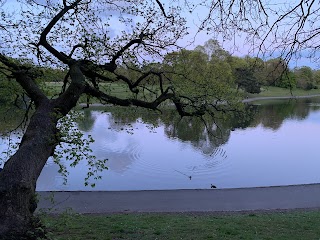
[1,0,320,239]
[0,1,240,238]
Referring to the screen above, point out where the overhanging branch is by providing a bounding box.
[84,84,174,110]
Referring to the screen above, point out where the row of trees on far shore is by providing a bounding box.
[163,39,320,93]
[3,39,318,102]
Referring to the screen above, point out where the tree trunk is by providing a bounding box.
[0,63,87,238]
[0,100,59,239]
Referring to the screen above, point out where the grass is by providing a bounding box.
[43,82,320,110]
[248,86,320,98]
[44,82,165,103]
[44,82,130,98]
[41,210,320,239]
[45,82,320,100]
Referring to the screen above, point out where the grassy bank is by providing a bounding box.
[248,86,320,98]
[43,82,132,103]
[44,82,164,102]
[46,82,320,102]
[41,210,320,239]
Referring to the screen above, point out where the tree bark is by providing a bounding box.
[0,63,87,239]
[0,100,59,239]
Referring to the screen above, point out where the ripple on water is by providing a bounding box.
[184,147,231,178]
[102,142,142,173]
[129,145,232,182]
[132,150,171,178]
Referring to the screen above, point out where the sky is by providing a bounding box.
[177,0,320,69]
[2,0,319,69]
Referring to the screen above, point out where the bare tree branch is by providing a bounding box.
[38,0,83,64]
[110,38,143,65]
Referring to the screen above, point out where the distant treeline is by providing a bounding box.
[116,39,320,94]
[1,39,319,108]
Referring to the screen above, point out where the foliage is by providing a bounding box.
[258,58,288,87]
[276,71,296,89]
[163,40,239,109]
[0,67,25,107]
[53,111,108,187]
[234,67,261,94]
[294,66,317,90]
[313,69,320,84]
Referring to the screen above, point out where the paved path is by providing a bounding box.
[37,184,320,214]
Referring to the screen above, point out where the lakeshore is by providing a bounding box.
[242,94,320,103]
[37,183,320,214]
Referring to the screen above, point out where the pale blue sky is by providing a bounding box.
[175,0,319,69]
[2,0,319,69]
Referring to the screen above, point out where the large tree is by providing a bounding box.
[163,40,236,103]
[0,0,242,238]
[1,0,319,238]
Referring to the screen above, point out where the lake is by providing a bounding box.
[1,97,320,191]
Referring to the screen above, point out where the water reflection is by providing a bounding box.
[77,109,96,132]
[2,98,320,190]
[250,98,320,130]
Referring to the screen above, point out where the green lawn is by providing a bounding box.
[44,82,164,103]
[248,86,320,98]
[41,210,320,239]
[44,82,132,98]
[44,82,320,107]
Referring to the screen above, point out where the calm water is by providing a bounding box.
[2,98,320,191]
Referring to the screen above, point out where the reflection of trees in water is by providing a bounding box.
[105,106,253,155]
[162,115,231,155]
[3,98,319,141]
[294,99,313,120]
[105,107,163,133]
[251,98,320,130]
[101,99,320,152]
[77,109,96,132]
